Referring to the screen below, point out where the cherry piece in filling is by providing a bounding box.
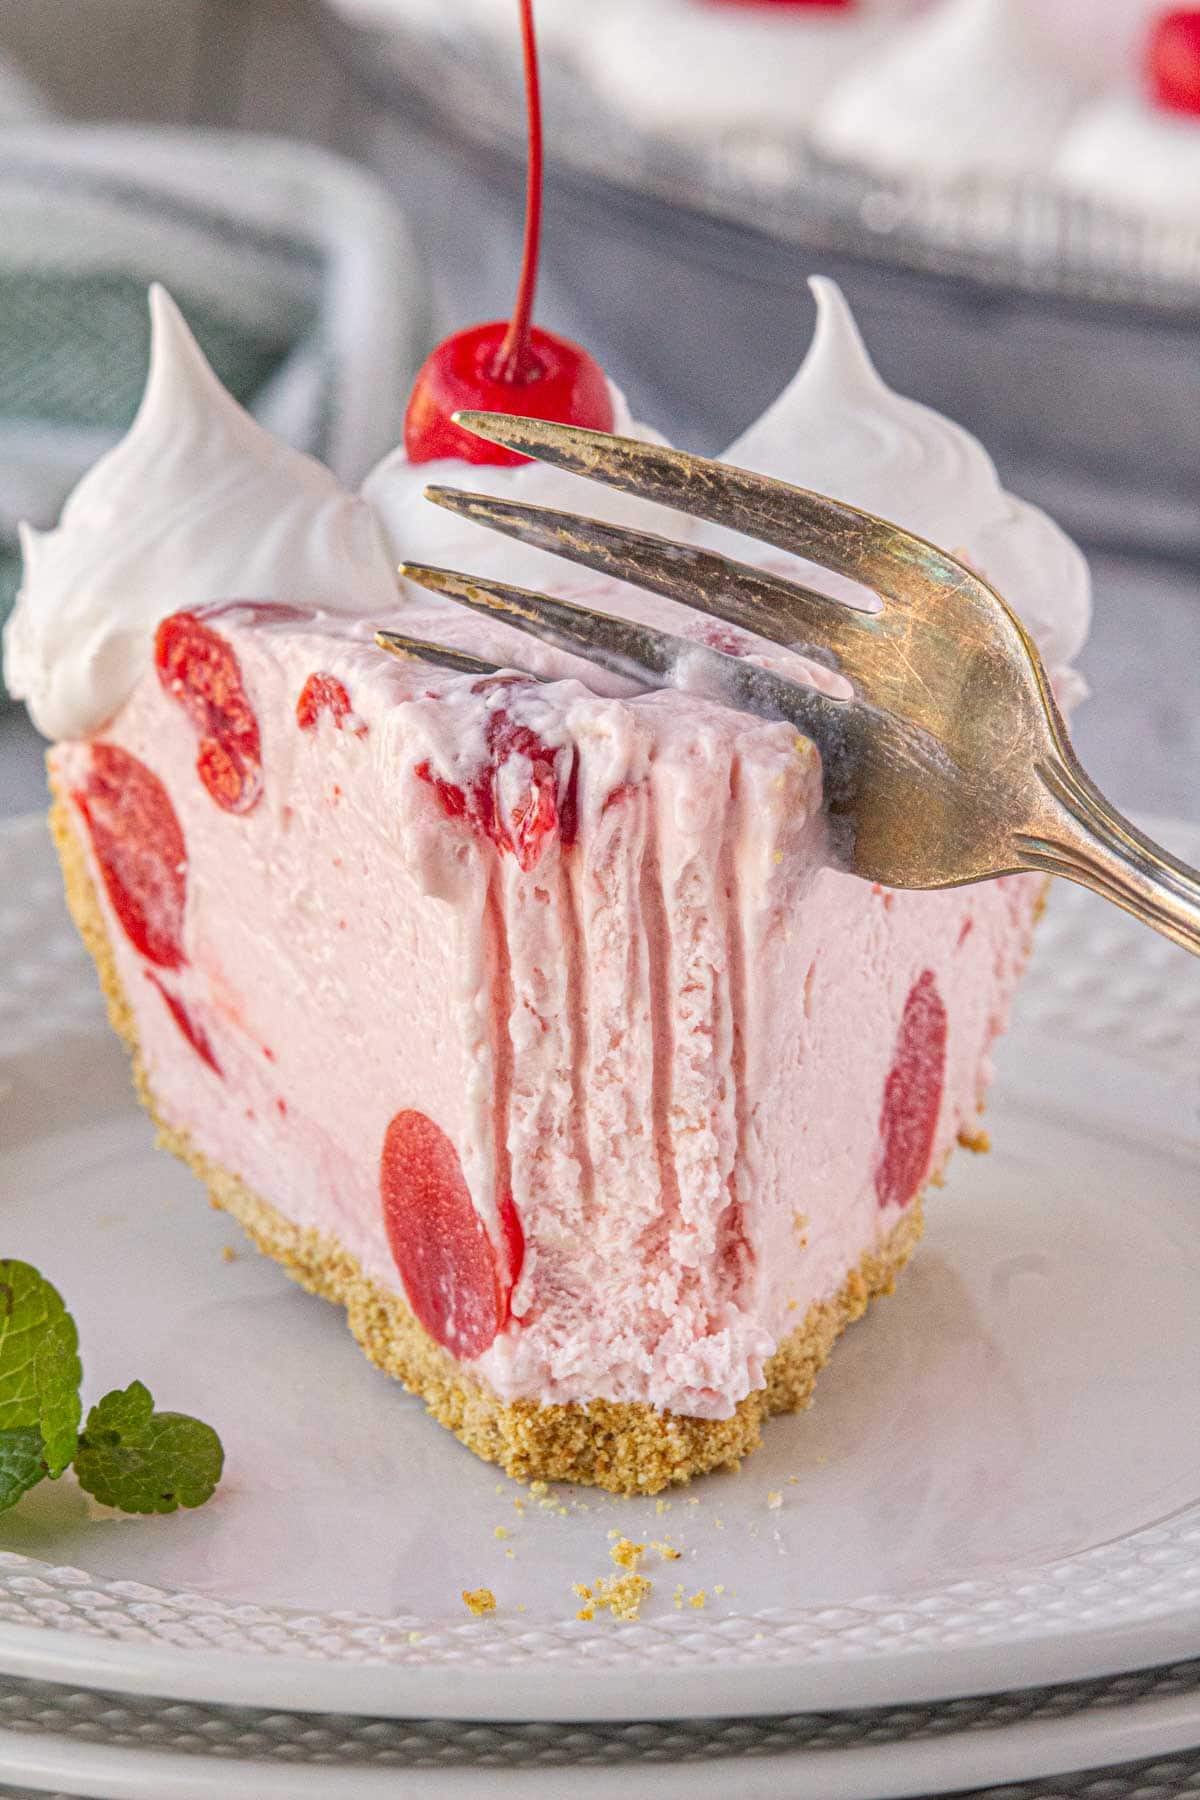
[1148,9,1200,115]
[146,973,222,1076]
[74,743,188,969]
[155,612,263,815]
[380,1110,515,1359]
[498,1192,525,1293]
[416,707,574,873]
[296,673,367,736]
[403,0,613,467]
[875,969,948,1210]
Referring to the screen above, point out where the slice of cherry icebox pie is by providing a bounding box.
[2,5,1090,1496]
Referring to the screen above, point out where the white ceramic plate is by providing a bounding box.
[0,813,1197,1722]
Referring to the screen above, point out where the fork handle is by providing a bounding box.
[1019,753,1200,957]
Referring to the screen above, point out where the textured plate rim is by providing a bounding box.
[1,1606,1200,1721]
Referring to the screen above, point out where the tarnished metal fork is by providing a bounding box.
[378,413,1200,958]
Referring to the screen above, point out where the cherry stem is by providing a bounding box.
[491,0,544,385]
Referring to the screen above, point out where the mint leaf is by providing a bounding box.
[34,1314,82,1478]
[0,1260,68,1431]
[74,1381,224,1514]
[0,1426,46,1511]
[0,1266,222,1520]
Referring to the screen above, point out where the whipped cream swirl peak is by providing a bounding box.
[813,0,1086,180]
[720,276,1090,678]
[3,287,397,740]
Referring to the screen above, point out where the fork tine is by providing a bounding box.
[399,561,679,686]
[374,630,523,680]
[423,485,877,669]
[452,412,981,610]
[398,560,952,811]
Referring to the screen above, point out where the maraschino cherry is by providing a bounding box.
[404,0,613,468]
[1147,8,1200,115]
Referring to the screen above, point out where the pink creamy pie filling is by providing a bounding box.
[56,592,1043,1420]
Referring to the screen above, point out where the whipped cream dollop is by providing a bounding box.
[1031,0,1159,88]
[581,0,905,140]
[3,288,398,740]
[5,276,1089,741]
[1055,95,1200,225]
[717,277,1090,681]
[363,389,683,600]
[813,0,1087,180]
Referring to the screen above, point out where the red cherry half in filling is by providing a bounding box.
[875,970,948,1210]
[146,973,222,1076]
[497,1192,525,1294]
[74,743,188,969]
[1148,9,1200,115]
[416,707,575,873]
[403,0,614,467]
[296,673,367,736]
[381,1110,518,1359]
[155,612,263,815]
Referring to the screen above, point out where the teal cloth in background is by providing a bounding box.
[0,270,307,630]
[0,126,428,708]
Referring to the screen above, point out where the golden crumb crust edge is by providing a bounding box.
[52,785,931,1496]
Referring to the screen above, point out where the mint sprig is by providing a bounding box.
[0,1259,224,1517]
[0,1261,70,1433]
[0,1427,48,1511]
[34,1314,83,1478]
[75,1382,223,1514]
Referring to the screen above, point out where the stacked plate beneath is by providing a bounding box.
[1,812,1198,1796]
[0,1665,1199,1797]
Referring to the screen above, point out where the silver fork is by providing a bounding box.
[378,413,1200,958]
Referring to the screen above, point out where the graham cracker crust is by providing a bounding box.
[50,788,925,1496]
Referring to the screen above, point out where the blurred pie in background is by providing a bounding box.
[328,0,1200,231]
[810,0,1156,180]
